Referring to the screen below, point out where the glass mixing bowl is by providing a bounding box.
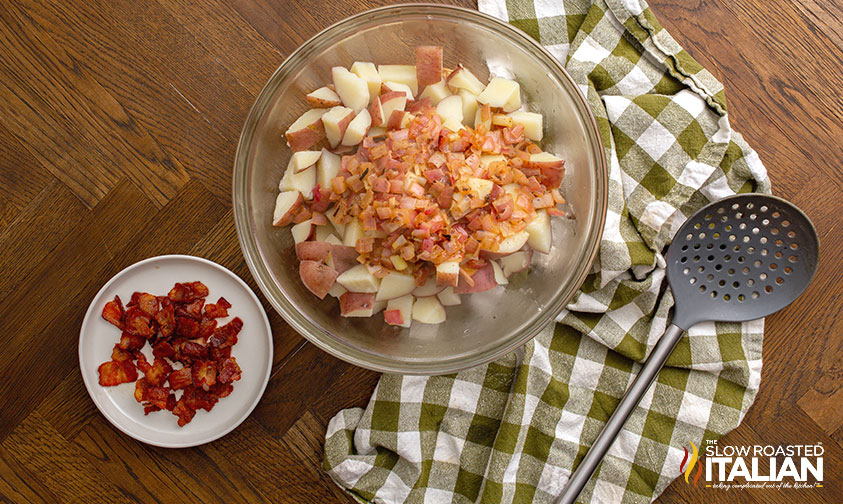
[233,4,608,374]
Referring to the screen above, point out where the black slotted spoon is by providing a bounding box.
[556,194,819,504]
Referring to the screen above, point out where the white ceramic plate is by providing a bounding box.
[79,255,273,448]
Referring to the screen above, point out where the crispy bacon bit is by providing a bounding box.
[98,360,138,386]
[210,382,234,398]
[124,307,154,338]
[152,340,176,360]
[175,317,200,339]
[183,386,216,412]
[97,281,244,427]
[118,332,146,351]
[197,317,217,340]
[168,367,193,390]
[154,304,176,338]
[176,298,205,319]
[130,292,160,317]
[111,345,133,362]
[144,358,173,387]
[172,397,195,427]
[181,341,209,360]
[102,295,125,329]
[208,317,243,349]
[217,357,242,384]
[192,361,217,388]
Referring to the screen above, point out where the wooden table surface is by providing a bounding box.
[0,0,840,502]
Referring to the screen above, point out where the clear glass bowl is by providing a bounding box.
[233,4,608,374]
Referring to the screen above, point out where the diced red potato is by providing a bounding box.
[491,260,508,285]
[446,65,486,95]
[368,96,386,127]
[342,219,363,248]
[412,276,445,297]
[336,264,380,293]
[272,191,304,227]
[525,209,552,253]
[435,95,464,132]
[291,219,314,243]
[325,207,346,238]
[339,292,376,317]
[350,61,382,98]
[289,150,322,173]
[386,110,414,130]
[477,77,521,112]
[299,260,338,299]
[507,111,543,141]
[454,263,498,294]
[341,108,372,146]
[458,89,478,126]
[411,296,446,324]
[435,260,460,288]
[381,81,415,101]
[419,80,452,105]
[379,92,408,124]
[524,152,566,188]
[437,287,461,306]
[481,231,529,257]
[322,106,355,148]
[375,272,416,301]
[368,126,386,138]
[500,250,532,277]
[332,67,370,112]
[316,149,341,187]
[384,294,413,327]
[306,86,342,108]
[314,225,333,242]
[383,309,404,326]
[327,282,347,298]
[415,45,443,90]
[279,164,316,199]
[324,234,344,246]
[330,245,360,274]
[474,103,492,131]
[295,240,333,262]
[284,109,326,152]
[377,64,418,96]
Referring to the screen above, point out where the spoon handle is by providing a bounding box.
[555,323,687,504]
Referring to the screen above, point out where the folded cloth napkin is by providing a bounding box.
[324,0,771,502]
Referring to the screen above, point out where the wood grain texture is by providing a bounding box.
[0,0,839,503]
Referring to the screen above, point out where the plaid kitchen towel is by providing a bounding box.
[324,0,771,502]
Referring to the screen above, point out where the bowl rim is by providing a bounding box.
[233,3,608,375]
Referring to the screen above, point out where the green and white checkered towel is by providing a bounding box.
[324,0,772,502]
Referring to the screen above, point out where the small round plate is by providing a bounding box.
[79,255,273,448]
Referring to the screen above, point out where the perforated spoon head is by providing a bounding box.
[666,194,819,330]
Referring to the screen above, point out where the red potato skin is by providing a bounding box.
[368,98,385,127]
[328,110,355,147]
[285,120,325,152]
[416,45,443,90]
[383,309,404,326]
[339,292,375,316]
[524,159,566,189]
[454,263,497,294]
[330,245,360,274]
[306,92,342,108]
[379,90,409,103]
[295,241,333,262]
[386,110,406,130]
[274,192,304,227]
[299,260,339,299]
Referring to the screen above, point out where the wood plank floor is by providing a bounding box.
[0,1,839,502]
